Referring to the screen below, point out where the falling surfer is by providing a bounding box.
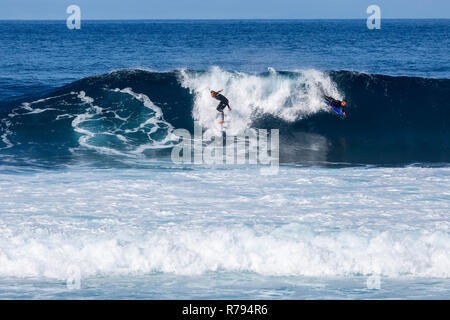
[210,89,232,124]
[323,95,348,116]
[318,84,348,116]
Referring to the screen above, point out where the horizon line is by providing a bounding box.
[1,18,450,21]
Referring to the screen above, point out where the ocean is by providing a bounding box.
[0,19,449,299]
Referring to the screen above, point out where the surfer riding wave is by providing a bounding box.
[210,89,232,124]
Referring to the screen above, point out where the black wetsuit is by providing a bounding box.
[324,95,345,112]
[214,93,230,121]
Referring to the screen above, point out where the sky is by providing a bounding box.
[0,0,448,19]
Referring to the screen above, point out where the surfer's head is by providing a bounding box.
[341,100,347,107]
[210,90,217,97]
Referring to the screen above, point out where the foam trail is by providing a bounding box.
[113,88,163,119]
[180,67,342,136]
[0,123,13,149]
[111,88,178,152]
[68,89,179,156]
[71,91,120,156]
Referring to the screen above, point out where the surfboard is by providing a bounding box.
[325,101,345,116]
[219,120,230,132]
[216,112,230,131]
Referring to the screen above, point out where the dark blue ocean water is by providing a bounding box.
[1,19,449,100]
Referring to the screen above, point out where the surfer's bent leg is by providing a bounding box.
[323,95,332,103]
[217,103,226,121]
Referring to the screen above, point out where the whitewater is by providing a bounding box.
[0,165,449,298]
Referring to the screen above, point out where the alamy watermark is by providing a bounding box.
[66,5,81,30]
[66,265,81,290]
[171,121,279,175]
[367,5,381,29]
[366,275,381,290]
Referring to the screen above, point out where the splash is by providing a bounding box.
[180,67,342,136]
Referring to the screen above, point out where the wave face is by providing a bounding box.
[1,68,449,166]
[282,71,450,165]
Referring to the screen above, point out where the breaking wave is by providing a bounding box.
[0,68,449,166]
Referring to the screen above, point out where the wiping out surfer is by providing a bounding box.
[323,95,347,116]
[210,89,232,124]
[317,83,348,116]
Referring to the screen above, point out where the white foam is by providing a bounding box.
[0,121,13,149]
[71,91,118,155]
[0,166,448,280]
[111,88,178,153]
[113,88,163,119]
[0,225,448,279]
